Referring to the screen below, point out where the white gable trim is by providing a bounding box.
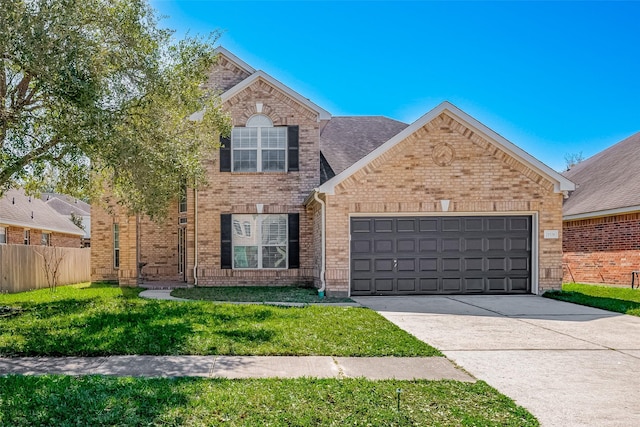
[220,71,331,121]
[214,46,256,74]
[317,101,575,194]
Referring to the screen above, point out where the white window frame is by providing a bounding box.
[41,232,51,246]
[232,214,288,270]
[113,223,120,269]
[23,229,30,245]
[0,226,6,244]
[231,115,287,173]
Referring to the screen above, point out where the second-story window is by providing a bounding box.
[179,180,187,214]
[231,114,286,172]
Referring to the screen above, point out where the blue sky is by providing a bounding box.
[150,1,640,171]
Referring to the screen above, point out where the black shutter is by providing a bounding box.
[221,214,232,269]
[220,134,231,172]
[287,126,299,172]
[288,213,299,269]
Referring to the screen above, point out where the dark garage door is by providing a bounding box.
[350,216,531,295]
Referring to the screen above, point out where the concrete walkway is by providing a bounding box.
[354,295,640,427]
[0,355,473,381]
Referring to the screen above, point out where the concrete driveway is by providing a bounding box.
[354,295,640,427]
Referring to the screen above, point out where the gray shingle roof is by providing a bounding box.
[320,116,409,182]
[0,189,85,235]
[41,193,91,216]
[563,131,640,217]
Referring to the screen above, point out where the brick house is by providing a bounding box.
[0,188,84,247]
[562,132,640,285]
[91,47,574,295]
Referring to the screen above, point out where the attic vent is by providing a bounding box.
[31,211,34,219]
[12,197,14,204]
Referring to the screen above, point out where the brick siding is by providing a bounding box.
[317,112,564,295]
[563,213,640,285]
[3,226,80,247]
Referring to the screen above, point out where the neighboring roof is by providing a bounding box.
[563,131,640,219]
[320,116,409,181]
[0,189,84,236]
[220,71,331,121]
[316,101,575,195]
[213,46,256,75]
[41,193,91,216]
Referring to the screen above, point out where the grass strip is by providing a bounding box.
[544,283,640,316]
[172,285,354,303]
[0,375,538,426]
[0,283,439,357]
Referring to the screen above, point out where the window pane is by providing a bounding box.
[261,127,286,149]
[234,246,258,268]
[262,246,287,268]
[261,149,286,172]
[262,215,287,245]
[233,150,257,172]
[232,128,257,148]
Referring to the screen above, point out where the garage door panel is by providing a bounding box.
[350,216,531,296]
[397,239,415,252]
[374,219,393,232]
[374,239,393,253]
[352,240,371,253]
[375,259,394,271]
[374,278,393,292]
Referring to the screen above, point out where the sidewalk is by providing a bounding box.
[0,355,474,381]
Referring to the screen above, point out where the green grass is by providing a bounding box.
[544,283,640,316]
[0,283,439,357]
[172,285,354,303]
[0,375,538,427]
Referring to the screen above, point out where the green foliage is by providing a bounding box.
[0,376,537,426]
[172,285,355,304]
[0,0,231,217]
[544,283,640,316]
[0,283,440,356]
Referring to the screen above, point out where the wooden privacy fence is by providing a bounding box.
[0,245,91,293]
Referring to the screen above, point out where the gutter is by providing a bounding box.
[193,188,199,286]
[313,191,326,298]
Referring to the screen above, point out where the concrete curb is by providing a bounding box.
[0,356,475,381]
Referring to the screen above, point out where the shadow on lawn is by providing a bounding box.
[0,297,280,356]
[0,375,200,426]
[545,291,640,315]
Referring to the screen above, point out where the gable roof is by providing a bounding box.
[220,70,331,121]
[316,101,575,195]
[320,116,409,182]
[0,189,85,236]
[213,46,256,75]
[41,193,91,216]
[563,131,640,219]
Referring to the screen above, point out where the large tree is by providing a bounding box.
[0,0,230,217]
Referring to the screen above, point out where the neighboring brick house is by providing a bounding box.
[0,189,85,247]
[562,132,640,285]
[41,193,91,247]
[92,47,574,295]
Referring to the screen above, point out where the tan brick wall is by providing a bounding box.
[563,213,640,285]
[319,112,564,295]
[205,55,252,93]
[3,226,80,247]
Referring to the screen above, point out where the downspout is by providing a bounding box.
[193,188,198,286]
[313,191,326,298]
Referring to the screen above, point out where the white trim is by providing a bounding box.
[220,71,331,121]
[347,212,539,296]
[563,205,640,221]
[213,46,256,74]
[317,101,574,194]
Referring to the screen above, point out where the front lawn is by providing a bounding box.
[0,283,439,357]
[544,283,640,316]
[172,285,354,303]
[0,375,538,426]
